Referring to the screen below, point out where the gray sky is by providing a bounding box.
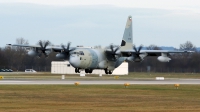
[0,0,200,48]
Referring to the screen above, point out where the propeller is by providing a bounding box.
[61,42,75,55]
[38,40,50,57]
[132,45,143,62]
[110,44,120,60]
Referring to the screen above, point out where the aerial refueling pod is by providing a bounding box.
[157,53,171,62]
[157,56,171,62]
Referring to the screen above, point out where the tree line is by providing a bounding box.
[129,41,200,73]
[0,38,199,73]
[0,38,59,71]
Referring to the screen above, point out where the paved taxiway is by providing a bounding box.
[0,79,200,85]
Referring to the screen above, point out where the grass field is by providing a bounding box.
[1,72,200,80]
[0,85,200,112]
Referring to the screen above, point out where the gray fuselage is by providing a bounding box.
[69,48,125,71]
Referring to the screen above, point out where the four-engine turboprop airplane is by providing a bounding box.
[7,16,193,74]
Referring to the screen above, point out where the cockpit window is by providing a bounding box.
[72,51,84,55]
[79,51,84,55]
[72,52,79,55]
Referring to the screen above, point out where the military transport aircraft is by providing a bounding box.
[7,16,193,74]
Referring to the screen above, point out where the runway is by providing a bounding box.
[0,79,200,85]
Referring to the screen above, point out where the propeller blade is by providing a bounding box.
[61,42,74,54]
[67,42,71,51]
[61,44,65,51]
[110,44,114,53]
[131,45,143,62]
[133,45,138,53]
[37,40,50,57]
[138,45,143,52]
[44,41,50,48]
[109,44,120,60]
[39,40,43,48]
[114,47,119,53]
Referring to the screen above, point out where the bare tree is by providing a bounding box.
[13,37,29,52]
[146,44,162,50]
[16,37,29,45]
[180,41,196,51]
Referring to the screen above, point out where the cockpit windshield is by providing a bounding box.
[71,52,78,55]
[79,51,84,55]
[72,51,84,55]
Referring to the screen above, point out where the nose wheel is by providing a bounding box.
[75,68,80,73]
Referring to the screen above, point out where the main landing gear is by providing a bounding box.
[104,68,112,74]
[75,68,80,73]
[85,69,93,74]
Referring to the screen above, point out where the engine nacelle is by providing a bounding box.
[56,53,67,59]
[126,57,143,62]
[28,50,38,57]
[98,61,107,69]
[126,57,133,62]
[157,56,171,62]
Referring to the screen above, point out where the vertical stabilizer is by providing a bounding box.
[120,16,133,51]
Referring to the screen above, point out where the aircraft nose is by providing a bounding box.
[69,55,81,68]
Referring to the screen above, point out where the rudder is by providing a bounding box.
[120,16,133,51]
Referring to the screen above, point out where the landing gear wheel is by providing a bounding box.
[109,70,112,74]
[85,69,88,73]
[75,68,77,73]
[85,69,93,74]
[104,68,108,74]
[89,69,93,74]
[75,68,80,73]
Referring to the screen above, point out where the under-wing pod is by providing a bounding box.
[126,56,143,62]
[157,56,171,62]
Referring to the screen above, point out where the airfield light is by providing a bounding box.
[124,83,130,88]
[74,82,80,86]
[114,76,119,79]
[0,76,3,79]
[174,84,180,89]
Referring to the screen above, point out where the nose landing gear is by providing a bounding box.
[75,68,80,73]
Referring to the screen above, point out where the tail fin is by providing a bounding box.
[120,16,133,51]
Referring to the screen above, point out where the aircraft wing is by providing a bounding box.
[7,44,41,48]
[121,50,194,56]
[7,44,76,52]
[52,46,76,52]
[6,44,54,51]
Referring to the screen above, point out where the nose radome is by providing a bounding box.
[69,55,81,68]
